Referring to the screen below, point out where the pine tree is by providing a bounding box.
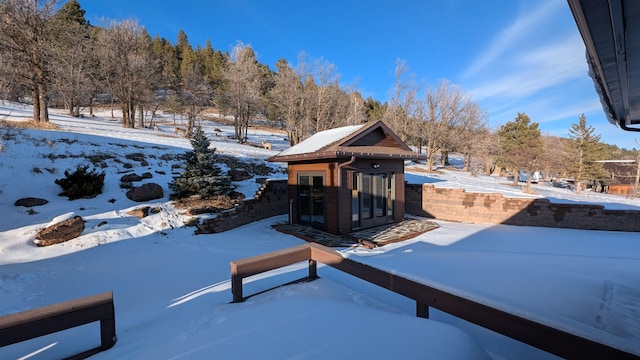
[169,126,233,198]
[497,113,543,188]
[200,39,226,92]
[54,0,88,25]
[364,96,386,123]
[565,114,607,192]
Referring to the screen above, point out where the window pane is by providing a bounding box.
[387,174,394,216]
[298,175,311,223]
[312,176,324,224]
[362,174,372,219]
[375,175,386,217]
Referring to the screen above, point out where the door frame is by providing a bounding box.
[352,171,394,229]
[296,172,326,228]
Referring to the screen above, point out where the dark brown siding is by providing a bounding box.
[350,127,406,149]
[337,167,352,234]
[395,172,405,222]
[286,157,406,235]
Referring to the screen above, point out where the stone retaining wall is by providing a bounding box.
[405,183,640,232]
[196,180,640,234]
[196,179,288,234]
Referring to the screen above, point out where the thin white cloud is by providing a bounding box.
[470,34,587,101]
[462,0,564,78]
[456,0,620,144]
[539,99,604,123]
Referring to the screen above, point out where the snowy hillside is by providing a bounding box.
[1,102,639,359]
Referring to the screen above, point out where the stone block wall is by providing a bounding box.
[196,179,289,234]
[405,183,640,232]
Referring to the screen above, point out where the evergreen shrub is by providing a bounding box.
[55,164,106,200]
[169,126,233,198]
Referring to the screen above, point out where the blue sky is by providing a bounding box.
[79,0,638,149]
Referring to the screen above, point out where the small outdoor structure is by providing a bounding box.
[268,121,423,235]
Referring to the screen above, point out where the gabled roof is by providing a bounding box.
[267,120,423,162]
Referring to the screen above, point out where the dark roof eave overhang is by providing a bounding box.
[267,151,425,163]
[568,0,640,132]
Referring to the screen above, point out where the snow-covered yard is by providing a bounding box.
[1,102,639,359]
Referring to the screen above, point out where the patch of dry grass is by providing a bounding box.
[0,119,59,130]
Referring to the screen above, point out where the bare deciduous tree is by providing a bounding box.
[178,42,212,133]
[455,101,489,173]
[270,58,306,145]
[345,90,367,125]
[541,135,568,180]
[96,19,157,128]
[419,80,470,171]
[182,65,212,133]
[383,59,419,143]
[49,1,94,117]
[219,42,262,143]
[0,0,58,123]
[308,57,342,132]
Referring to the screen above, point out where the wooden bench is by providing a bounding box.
[0,291,116,360]
[231,243,638,360]
[231,244,317,301]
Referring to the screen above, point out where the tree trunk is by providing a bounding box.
[487,162,496,176]
[32,86,40,123]
[463,153,471,172]
[425,138,437,172]
[129,101,136,128]
[426,156,435,173]
[187,111,197,135]
[441,151,449,166]
[138,104,144,128]
[38,81,49,123]
[121,105,128,127]
[65,98,73,115]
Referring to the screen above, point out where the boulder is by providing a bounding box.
[35,215,85,247]
[15,197,49,207]
[126,183,164,202]
[228,190,245,201]
[127,206,150,218]
[228,169,252,181]
[120,173,143,182]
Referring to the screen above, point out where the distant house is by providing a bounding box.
[267,121,423,235]
[597,160,639,195]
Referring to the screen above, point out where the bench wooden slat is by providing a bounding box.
[0,291,116,353]
[231,244,311,279]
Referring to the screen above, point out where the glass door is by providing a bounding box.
[354,172,394,229]
[298,173,325,226]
